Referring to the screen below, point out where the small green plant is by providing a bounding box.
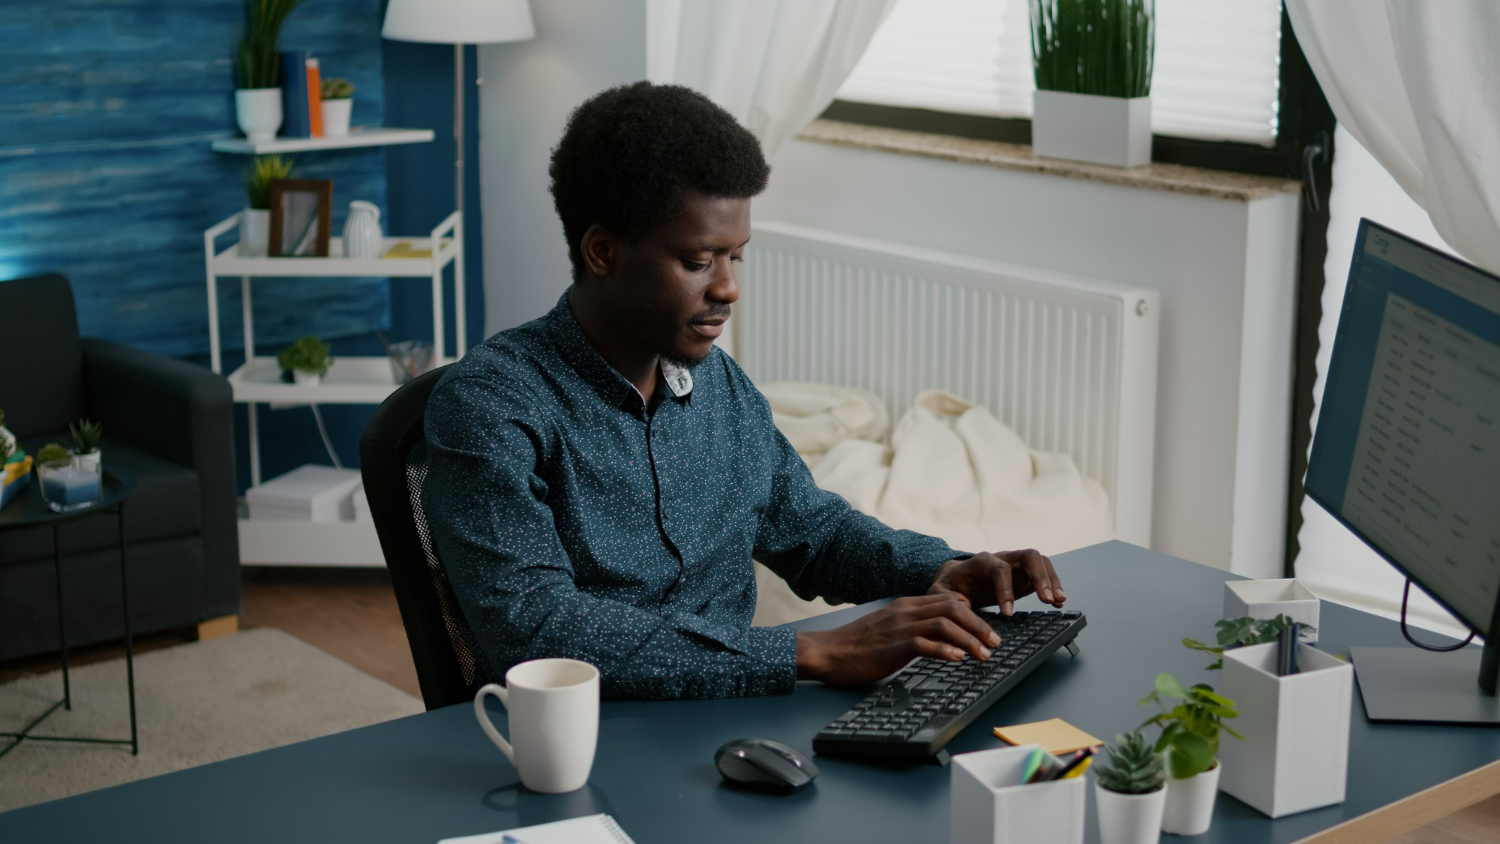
[1030,0,1154,98]
[244,155,295,210]
[278,336,333,376]
[1139,672,1241,780]
[1095,730,1166,794]
[37,443,72,464]
[70,418,103,455]
[235,0,303,89]
[321,77,354,100]
[1183,614,1314,670]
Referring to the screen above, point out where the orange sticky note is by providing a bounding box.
[993,718,1103,755]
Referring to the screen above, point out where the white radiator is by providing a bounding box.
[735,221,1160,546]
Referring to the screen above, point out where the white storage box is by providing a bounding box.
[246,465,363,522]
[951,744,1086,844]
[1218,641,1354,818]
[1224,578,1320,642]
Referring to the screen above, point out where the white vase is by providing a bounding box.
[235,88,283,144]
[1096,782,1166,844]
[1160,762,1220,836]
[1032,90,1152,168]
[341,201,383,259]
[321,98,352,137]
[239,208,270,257]
[293,369,321,387]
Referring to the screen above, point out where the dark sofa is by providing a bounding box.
[0,274,239,661]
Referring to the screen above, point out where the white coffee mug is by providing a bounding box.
[475,658,600,793]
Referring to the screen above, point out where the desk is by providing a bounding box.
[1,541,1496,842]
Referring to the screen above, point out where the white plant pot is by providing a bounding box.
[1032,90,1151,168]
[75,450,101,472]
[321,98,352,137]
[1160,761,1219,836]
[1224,579,1321,642]
[950,744,1086,844]
[1095,782,1166,844]
[292,369,322,387]
[239,208,270,257]
[235,88,283,144]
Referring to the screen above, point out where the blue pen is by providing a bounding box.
[501,835,530,844]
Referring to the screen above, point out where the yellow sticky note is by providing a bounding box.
[992,718,1103,755]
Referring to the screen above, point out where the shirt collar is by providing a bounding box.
[545,294,695,411]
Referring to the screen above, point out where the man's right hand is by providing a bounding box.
[794,594,1001,687]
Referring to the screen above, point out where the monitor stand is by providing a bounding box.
[1351,641,1500,725]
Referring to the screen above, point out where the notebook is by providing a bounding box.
[439,814,635,844]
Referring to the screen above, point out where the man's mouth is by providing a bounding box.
[689,313,728,339]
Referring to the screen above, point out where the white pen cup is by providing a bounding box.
[474,658,600,793]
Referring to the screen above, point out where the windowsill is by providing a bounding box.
[797,120,1302,203]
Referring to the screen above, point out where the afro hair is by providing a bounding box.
[549,82,770,282]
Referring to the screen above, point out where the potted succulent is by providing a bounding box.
[1094,730,1167,844]
[234,0,302,143]
[70,418,103,471]
[1029,0,1154,167]
[1139,672,1241,836]
[278,335,333,386]
[321,77,354,138]
[242,154,295,256]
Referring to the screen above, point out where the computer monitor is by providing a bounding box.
[1305,219,1500,725]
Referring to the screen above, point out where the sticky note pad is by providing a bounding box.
[993,718,1103,755]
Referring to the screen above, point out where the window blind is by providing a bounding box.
[837,0,1283,146]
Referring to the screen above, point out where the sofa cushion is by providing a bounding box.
[0,274,87,437]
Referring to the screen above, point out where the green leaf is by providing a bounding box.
[1167,731,1215,779]
[1155,672,1191,700]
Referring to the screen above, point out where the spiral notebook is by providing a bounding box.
[438,814,635,844]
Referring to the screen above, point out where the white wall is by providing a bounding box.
[477,0,648,334]
[756,138,1301,575]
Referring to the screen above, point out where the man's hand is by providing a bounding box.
[795,594,1001,687]
[929,549,1065,616]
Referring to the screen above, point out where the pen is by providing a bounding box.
[1059,756,1093,779]
[501,835,530,844]
[1022,747,1052,783]
[1287,622,1301,675]
[1047,747,1095,782]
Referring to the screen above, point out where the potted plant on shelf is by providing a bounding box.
[242,154,295,256]
[1029,0,1154,167]
[278,335,333,386]
[234,0,302,143]
[1138,672,1241,836]
[321,77,354,138]
[70,418,102,471]
[1094,730,1167,844]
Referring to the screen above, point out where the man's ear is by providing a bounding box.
[580,224,618,280]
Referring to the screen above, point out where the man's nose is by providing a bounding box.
[710,257,740,304]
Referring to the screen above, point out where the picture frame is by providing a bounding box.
[268,179,333,257]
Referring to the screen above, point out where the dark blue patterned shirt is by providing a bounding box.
[423,295,962,699]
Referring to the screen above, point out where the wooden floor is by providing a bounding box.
[2,567,1496,841]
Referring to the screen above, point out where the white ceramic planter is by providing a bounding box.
[1032,91,1151,168]
[1219,642,1353,818]
[235,88,283,143]
[292,369,322,387]
[239,208,270,257]
[1160,762,1218,836]
[1224,579,1321,641]
[75,450,101,472]
[1095,782,1166,844]
[951,744,1086,844]
[321,98,352,137]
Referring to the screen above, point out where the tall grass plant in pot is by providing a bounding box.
[235,0,302,142]
[1030,0,1154,167]
[241,155,295,256]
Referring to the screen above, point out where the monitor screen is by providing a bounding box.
[1305,220,1500,635]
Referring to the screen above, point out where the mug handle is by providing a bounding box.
[474,683,514,764]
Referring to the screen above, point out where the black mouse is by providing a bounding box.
[714,737,819,794]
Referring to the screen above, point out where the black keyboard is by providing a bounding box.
[812,609,1086,762]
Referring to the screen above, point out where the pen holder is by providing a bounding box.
[1218,641,1353,818]
[951,744,1086,844]
[1223,579,1320,642]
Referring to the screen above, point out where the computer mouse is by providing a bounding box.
[714,737,819,794]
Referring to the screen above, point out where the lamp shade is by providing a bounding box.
[382,0,535,45]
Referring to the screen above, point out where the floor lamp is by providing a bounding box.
[382,0,535,353]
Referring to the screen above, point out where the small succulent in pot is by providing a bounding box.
[70,418,102,455]
[1096,730,1165,794]
[321,77,354,100]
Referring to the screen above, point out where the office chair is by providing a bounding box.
[360,364,487,710]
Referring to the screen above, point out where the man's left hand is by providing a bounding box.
[928,549,1065,616]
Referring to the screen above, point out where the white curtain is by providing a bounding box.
[1288,0,1500,275]
[647,0,896,159]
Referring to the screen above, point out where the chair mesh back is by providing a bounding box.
[403,438,480,687]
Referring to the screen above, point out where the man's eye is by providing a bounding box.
[683,260,709,272]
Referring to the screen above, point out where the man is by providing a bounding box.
[424,82,1065,700]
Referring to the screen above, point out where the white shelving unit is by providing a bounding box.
[209,127,435,155]
[204,210,465,567]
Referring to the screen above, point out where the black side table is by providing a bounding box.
[0,466,138,759]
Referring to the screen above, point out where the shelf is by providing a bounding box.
[212,236,456,278]
[228,356,448,404]
[238,516,385,567]
[210,127,435,154]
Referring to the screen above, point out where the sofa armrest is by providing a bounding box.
[82,339,240,618]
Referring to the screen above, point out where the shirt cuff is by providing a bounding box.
[898,544,971,595]
[744,625,798,696]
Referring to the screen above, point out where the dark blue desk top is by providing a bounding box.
[3,541,1497,842]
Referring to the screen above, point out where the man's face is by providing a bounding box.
[604,189,750,367]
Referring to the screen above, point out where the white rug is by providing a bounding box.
[0,628,423,812]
